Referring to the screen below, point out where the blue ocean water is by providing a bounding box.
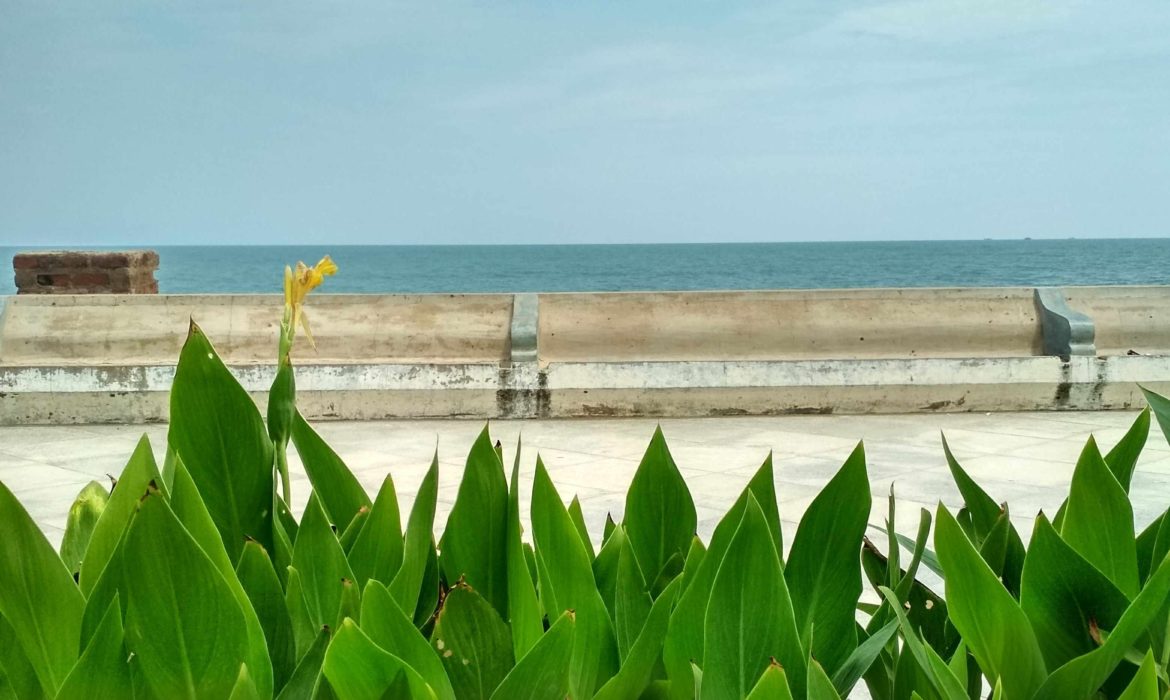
[2,239,1168,294]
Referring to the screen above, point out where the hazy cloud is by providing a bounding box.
[1,0,1167,244]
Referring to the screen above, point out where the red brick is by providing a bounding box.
[71,272,110,287]
[13,249,159,294]
[13,269,36,287]
[91,252,131,269]
[58,252,88,268]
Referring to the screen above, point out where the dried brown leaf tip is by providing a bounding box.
[1088,617,1103,646]
[138,478,161,504]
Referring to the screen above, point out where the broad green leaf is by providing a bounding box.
[322,619,436,700]
[934,504,1046,700]
[337,506,368,553]
[624,427,696,598]
[1118,650,1159,700]
[702,495,804,700]
[0,480,84,697]
[892,635,930,700]
[1020,514,1130,670]
[946,642,969,692]
[785,443,870,674]
[170,463,273,699]
[79,534,126,650]
[79,435,159,596]
[413,534,441,628]
[276,493,299,543]
[1104,408,1150,492]
[530,458,619,698]
[430,583,515,700]
[1060,437,1139,597]
[390,454,439,615]
[55,597,131,700]
[603,513,617,544]
[614,534,652,661]
[745,661,794,700]
[292,494,357,633]
[569,495,597,561]
[236,540,297,692]
[489,611,575,700]
[169,323,274,561]
[161,443,178,491]
[663,458,778,697]
[347,475,404,588]
[807,660,841,700]
[942,434,1026,596]
[505,440,543,660]
[860,538,951,654]
[123,491,249,700]
[360,581,456,700]
[876,586,970,700]
[889,529,943,579]
[745,453,783,556]
[978,506,1013,578]
[290,411,370,526]
[649,551,684,599]
[681,535,707,592]
[284,567,316,662]
[0,613,40,700]
[440,427,510,618]
[1032,552,1170,700]
[271,498,295,589]
[60,481,109,578]
[1141,387,1170,448]
[338,576,361,626]
[1150,514,1170,606]
[1053,409,1150,529]
[593,523,626,617]
[831,618,898,697]
[1136,511,1166,583]
[228,664,261,700]
[942,434,1000,534]
[275,625,330,700]
[594,576,684,700]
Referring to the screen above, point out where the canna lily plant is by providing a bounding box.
[270,255,336,503]
[0,257,1169,699]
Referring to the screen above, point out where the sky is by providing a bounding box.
[1,1,1168,246]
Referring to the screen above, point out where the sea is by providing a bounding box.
[2,239,1167,295]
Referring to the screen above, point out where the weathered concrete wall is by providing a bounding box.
[0,286,1167,424]
[13,251,159,294]
[1064,286,1170,357]
[0,293,513,366]
[539,288,1044,361]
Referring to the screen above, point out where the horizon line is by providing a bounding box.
[2,235,1167,249]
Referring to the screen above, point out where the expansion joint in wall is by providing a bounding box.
[1034,287,1096,360]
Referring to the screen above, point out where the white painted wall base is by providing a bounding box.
[3,355,1167,424]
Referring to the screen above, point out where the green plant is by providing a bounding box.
[861,402,1170,700]
[2,260,1170,699]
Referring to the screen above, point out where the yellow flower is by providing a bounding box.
[282,255,337,351]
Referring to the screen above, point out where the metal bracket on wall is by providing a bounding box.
[509,293,539,365]
[1034,287,1095,360]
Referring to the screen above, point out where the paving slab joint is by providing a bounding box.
[1034,287,1096,360]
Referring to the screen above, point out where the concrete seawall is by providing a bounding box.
[1,286,1167,424]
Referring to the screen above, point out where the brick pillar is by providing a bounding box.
[13,250,160,294]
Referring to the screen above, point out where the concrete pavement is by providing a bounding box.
[3,411,1168,555]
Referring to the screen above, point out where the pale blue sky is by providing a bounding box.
[1,1,1167,245]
